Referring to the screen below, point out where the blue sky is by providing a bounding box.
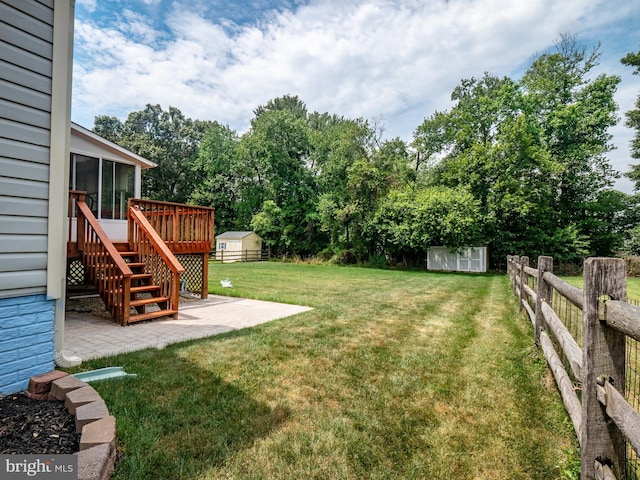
[72,0,640,192]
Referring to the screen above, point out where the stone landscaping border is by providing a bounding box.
[27,371,116,480]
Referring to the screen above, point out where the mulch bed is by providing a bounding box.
[0,394,79,454]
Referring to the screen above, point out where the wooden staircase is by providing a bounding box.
[119,249,177,323]
[70,191,185,326]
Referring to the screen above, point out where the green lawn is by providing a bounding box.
[72,263,577,479]
[561,275,640,301]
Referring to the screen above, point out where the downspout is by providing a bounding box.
[54,294,81,368]
[49,0,81,368]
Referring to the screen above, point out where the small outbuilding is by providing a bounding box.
[215,231,263,263]
[426,247,487,273]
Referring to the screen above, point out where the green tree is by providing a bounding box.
[370,186,481,265]
[312,116,374,254]
[253,94,308,123]
[419,74,560,261]
[189,122,242,232]
[92,115,123,141]
[415,35,622,265]
[521,35,620,233]
[412,110,452,176]
[581,189,637,257]
[621,49,640,190]
[317,132,413,260]
[94,105,213,203]
[241,98,318,255]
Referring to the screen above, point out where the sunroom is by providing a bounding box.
[68,122,155,242]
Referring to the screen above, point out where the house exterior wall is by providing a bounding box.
[0,0,55,298]
[0,295,54,393]
[0,0,74,394]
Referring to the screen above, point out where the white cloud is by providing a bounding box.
[76,0,97,13]
[71,0,639,190]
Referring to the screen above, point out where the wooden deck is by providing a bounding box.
[67,191,215,325]
[68,196,214,257]
[128,199,214,254]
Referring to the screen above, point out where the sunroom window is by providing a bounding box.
[70,154,135,219]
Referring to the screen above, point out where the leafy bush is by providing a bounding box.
[624,256,640,277]
[366,254,388,269]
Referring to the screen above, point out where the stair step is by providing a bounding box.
[101,273,151,282]
[126,262,145,268]
[128,309,177,324]
[119,251,138,257]
[132,273,152,280]
[130,296,170,307]
[131,284,161,294]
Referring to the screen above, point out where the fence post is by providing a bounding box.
[581,257,627,480]
[519,256,529,312]
[512,255,520,292]
[506,256,511,284]
[535,256,553,347]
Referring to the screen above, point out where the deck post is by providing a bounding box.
[201,252,209,299]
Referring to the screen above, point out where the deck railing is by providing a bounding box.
[70,191,132,324]
[128,199,214,254]
[128,206,185,319]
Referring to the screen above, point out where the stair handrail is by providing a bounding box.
[74,196,133,324]
[129,206,185,320]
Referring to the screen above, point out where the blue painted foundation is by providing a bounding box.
[0,294,55,394]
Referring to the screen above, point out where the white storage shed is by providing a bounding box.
[215,231,263,263]
[427,247,487,273]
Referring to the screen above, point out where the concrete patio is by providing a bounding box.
[64,295,313,361]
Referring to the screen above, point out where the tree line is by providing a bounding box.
[93,36,640,269]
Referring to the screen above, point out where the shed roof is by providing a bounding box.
[216,231,257,239]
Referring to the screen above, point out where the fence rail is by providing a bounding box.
[214,249,268,263]
[507,255,640,480]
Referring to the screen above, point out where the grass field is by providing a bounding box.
[72,263,578,479]
[561,275,640,299]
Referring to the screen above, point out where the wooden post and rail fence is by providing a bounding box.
[507,255,640,480]
[215,249,267,263]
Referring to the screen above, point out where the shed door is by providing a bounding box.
[458,248,471,272]
[458,248,485,272]
[469,248,483,272]
[461,248,485,273]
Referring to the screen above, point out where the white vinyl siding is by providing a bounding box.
[0,0,54,298]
